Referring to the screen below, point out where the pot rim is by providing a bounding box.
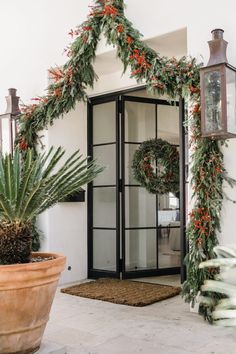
[0,252,66,271]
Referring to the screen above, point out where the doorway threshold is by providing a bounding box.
[131,274,181,287]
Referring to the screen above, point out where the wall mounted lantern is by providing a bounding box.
[0,88,20,154]
[200,29,236,138]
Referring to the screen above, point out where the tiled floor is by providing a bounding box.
[43,279,236,354]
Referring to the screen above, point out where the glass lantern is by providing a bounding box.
[200,29,236,138]
[0,88,20,154]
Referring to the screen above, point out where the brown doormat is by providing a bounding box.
[61,278,181,307]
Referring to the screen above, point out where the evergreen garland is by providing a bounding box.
[15,0,235,306]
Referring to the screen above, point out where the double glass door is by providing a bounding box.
[88,93,186,279]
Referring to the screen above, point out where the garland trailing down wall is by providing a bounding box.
[15,0,234,307]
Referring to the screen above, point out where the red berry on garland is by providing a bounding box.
[153,82,165,89]
[189,85,200,94]
[83,26,92,31]
[54,88,62,98]
[117,24,124,33]
[102,5,118,18]
[200,226,206,234]
[68,29,74,38]
[194,220,201,228]
[127,36,133,45]
[82,35,88,43]
[131,68,142,76]
[197,237,203,244]
[192,103,200,114]
[48,67,64,82]
[19,138,28,151]
[189,211,195,219]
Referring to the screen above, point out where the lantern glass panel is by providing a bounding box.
[226,66,236,134]
[203,70,222,132]
[1,117,11,155]
[12,120,16,146]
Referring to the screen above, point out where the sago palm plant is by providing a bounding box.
[0,147,103,265]
[199,245,236,326]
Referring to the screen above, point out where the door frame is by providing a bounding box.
[87,94,121,279]
[87,88,187,282]
[120,95,182,280]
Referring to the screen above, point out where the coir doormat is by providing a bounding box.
[61,278,181,307]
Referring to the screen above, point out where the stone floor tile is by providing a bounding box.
[42,289,236,354]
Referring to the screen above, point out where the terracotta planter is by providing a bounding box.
[0,252,66,354]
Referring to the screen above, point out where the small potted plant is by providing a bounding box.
[0,147,102,354]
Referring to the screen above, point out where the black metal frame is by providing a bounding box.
[179,98,187,283]
[87,89,186,281]
[87,94,121,279]
[120,95,181,279]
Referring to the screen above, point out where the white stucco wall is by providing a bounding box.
[1,0,236,283]
[40,103,88,283]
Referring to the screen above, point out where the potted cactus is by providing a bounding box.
[0,147,102,354]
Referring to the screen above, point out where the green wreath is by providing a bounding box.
[132,139,179,194]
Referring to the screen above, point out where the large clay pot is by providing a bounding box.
[0,252,66,354]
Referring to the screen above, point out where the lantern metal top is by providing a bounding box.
[3,88,20,117]
[207,28,228,66]
[211,29,224,40]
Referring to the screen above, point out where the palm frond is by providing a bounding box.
[200,245,236,326]
[0,147,103,223]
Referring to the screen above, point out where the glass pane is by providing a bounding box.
[169,193,180,209]
[125,229,156,271]
[93,187,116,228]
[226,67,236,134]
[158,224,181,268]
[125,101,155,142]
[93,230,116,271]
[125,187,156,228]
[12,120,16,147]
[158,194,180,226]
[158,105,179,144]
[93,144,116,186]
[204,70,222,132]
[1,118,11,155]
[125,143,140,185]
[93,102,116,144]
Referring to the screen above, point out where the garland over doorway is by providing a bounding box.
[15,0,233,306]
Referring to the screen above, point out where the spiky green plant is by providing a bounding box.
[0,147,103,265]
[199,246,236,326]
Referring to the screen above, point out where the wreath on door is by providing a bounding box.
[132,138,179,194]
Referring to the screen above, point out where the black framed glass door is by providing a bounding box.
[88,91,186,280]
[121,96,181,278]
[88,95,120,278]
